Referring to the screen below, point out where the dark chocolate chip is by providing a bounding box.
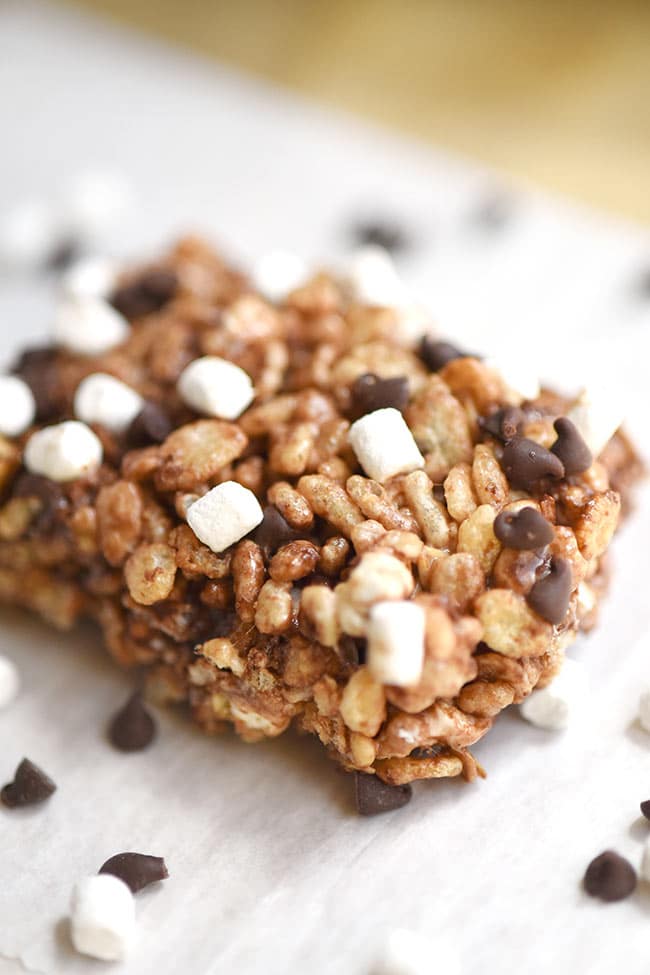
[349,373,409,419]
[479,406,525,442]
[14,473,67,533]
[418,337,470,373]
[126,402,173,447]
[584,851,637,902]
[493,507,555,550]
[108,691,156,752]
[500,436,565,490]
[350,220,410,255]
[11,345,63,421]
[641,800,650,821]
[99,852,169,893]
[551,417,593,475]
[354,772,412,816]
[527,558,573,624]
[251,506,300,555]
[111,269,178,319]
[46,238,81,272]
[1,758,57,808]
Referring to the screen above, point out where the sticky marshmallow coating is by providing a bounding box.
[53,296,130,356]
[0,375,36,436]
[367,600,426,687]
[74,373,144,433]
[349,407,424,482]
[70,874,135,962]
[177,356,255,420]
[519,657,584,730]
[24,421,103,482]
[186,481,264,554]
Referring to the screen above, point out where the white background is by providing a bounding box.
[1,3,650,973]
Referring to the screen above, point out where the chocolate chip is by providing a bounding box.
[527,558,573,624]
[479,406,525,442]
[108,691,156,752]
[641,800,650,821]
[111,269,178,319]
[418,338,470,373]
[354,772,412,816]
[99,852,169,893]
[493,507,555,550]
[350,220,410,254]
[500,437,565,490]
[11,346,63,421]
[251,506,300,555]
[126,402,172,447]
[1,758,57,807]
[14,473,67,533]
[349,373,409,419]
[551,417,592,475]
[584,851,637,902]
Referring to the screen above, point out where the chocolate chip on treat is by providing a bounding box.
[350,220,410,255]
[355,772,412,816]
[111,269,178,319]
[641,800,650,821]
[11,345,63,421]
[99,852,169,893]
[349,373,409,419]
[527,558,573,624]
[126,402,172,447]
[418,337,469,373]
[1,758,57,807]
[500,436,565,490]
[479,406,525,442]
[251,506,300,555]
[584,850,637,902]
[551,417,593,475]
[108,691,156,752]
[493,507,555,550]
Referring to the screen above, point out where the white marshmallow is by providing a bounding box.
[638,687,650,734]
[53,295,130,356]
[24,421,103,482]
[64,170,133,240]
[640,838,650,884]
[74,373,143,433]
[367,601,426,687]
[0,376,36,437]
[187,481,263,554]
[70,874,135,962]
[349,408,424,483]
[0,655,20,711]
[374,928,461,975]
[0,200,58,270]
[567,386,623,458]
[61,256,118,299]
[252,250,307,302]
[486,354,540,402]
[519,657,584,730]
[347,245,405,307]
[177,356,255,420]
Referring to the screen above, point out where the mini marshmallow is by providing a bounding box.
[53,295,130,356]
[486,354,540,402]
[346,245,405,307]
[0,200,58,270]
[61,256,118,299]
[70,874,135,962]
[177,356,255,420]
[349,408,424,482]
[567,386,624,459]
[638,687,650,734]
[252,250,307,302]
[367,601,426,687]
[74,373,144,433]
[519,657,584,730]
[0,655,20,711]
[0,375,36,436]
[640,838,650,883]
[374,928,461,975]
[186,481,263,554]
[24,421,103,482]
[64,169,133,240]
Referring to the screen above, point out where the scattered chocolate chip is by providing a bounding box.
[355,772,412,816]
[479,406,525,442]
[418,338,471,372]
[584,850,637,902]
[350,220,410,255]
[641,800,650,821]
[551,417,593,475]
[349,373,409,419]
[99,852,169,893]
[500,436,565,490]
[11,345,63,421]
[251,506,300,555]
[111,269,178,319]
[493,507,555,550]
[338,635,367,666]
[1,758,57,808]
[108,691,156,752]
[14,473,67,532]
[126,402,172,447]
[46,237,81,272]
[527,558,573,624]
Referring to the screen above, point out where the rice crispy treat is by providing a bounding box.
[0,237,642,787]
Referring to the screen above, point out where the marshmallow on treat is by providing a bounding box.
[187,481,263,554]
[53,295,129,356]
[177,356,255,421]
[367,601,426,687]
[252,250,307,302]
[346,245,405,307]
[519,657,584,731]
[24,421,103,482]
[61,256,118,299]
[74,373,144,433]
[0,376,36,436]
[567,386,624,459]
[70,874,135,962]
[349,408,424,482]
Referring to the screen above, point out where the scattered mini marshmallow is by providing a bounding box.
[24,421,103,482]
[485,353,540,402]
[63,169,133,241]
[252,250,307,302]
[0,655,20,711]
[177,356,255,420]
[60,255,118,299]
[519,656,585,731]
[346,245,406,307]
[70,874,135,962]
[567,386,624,458]
[0,375,36,437]
[367,601,426,687]
[187,481,263,554]
[373,928,461,975]
[349,407,424,482]
[74,373,144,433]
[53,295,129,356]
[640,837,650,884]
[0,200,59,271]
[638,687,650,734]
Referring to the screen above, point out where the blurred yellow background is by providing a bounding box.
[70,0,650,222]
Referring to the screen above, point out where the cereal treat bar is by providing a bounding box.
[0,238,641,787]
